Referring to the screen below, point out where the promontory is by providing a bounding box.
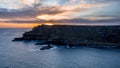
[13,25,120,48]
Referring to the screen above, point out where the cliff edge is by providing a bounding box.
[13,25,120,47]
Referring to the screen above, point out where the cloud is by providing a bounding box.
[0,6,65,20]
[0,19,45,23]
[0,17,120,25]
[54,17,120,23]
[0,0,119,25]
[0,2,106,20]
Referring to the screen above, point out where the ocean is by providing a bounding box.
[0,28,120,68]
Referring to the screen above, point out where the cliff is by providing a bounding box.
[13,25,120,47]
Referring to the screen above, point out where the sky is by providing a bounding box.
[0,0,120,28]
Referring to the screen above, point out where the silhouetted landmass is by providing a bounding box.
[13,25,120,49]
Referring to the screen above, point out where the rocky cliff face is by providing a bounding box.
[13,25,120,46]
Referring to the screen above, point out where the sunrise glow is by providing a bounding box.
[0,23,40,28]
[37,15,51,21]
[43,23,54,26]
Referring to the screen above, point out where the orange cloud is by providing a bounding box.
[0,22,40,28]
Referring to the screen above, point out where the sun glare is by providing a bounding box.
[36,14,67,20]
[37,15,51,21]
[44,23,54,26]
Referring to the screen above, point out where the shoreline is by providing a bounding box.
[13,39,120,50]
[13,25,120,50]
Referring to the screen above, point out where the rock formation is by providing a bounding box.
[13,25,120,48]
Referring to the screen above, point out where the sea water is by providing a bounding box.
[0,28,120,68]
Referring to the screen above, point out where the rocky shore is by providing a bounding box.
[13,25,120,50]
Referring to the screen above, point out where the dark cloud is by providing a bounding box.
[0,6,64,19]
[0,17,120,25]
[0,19,45,23]
[54,17,120,24]
[94,17,120,23]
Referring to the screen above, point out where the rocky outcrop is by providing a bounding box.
[40,45,53,50]
[13,25,120,47]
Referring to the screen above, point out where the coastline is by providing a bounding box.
[13,25,120,49]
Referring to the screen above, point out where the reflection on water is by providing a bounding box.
[0,28,120,68]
